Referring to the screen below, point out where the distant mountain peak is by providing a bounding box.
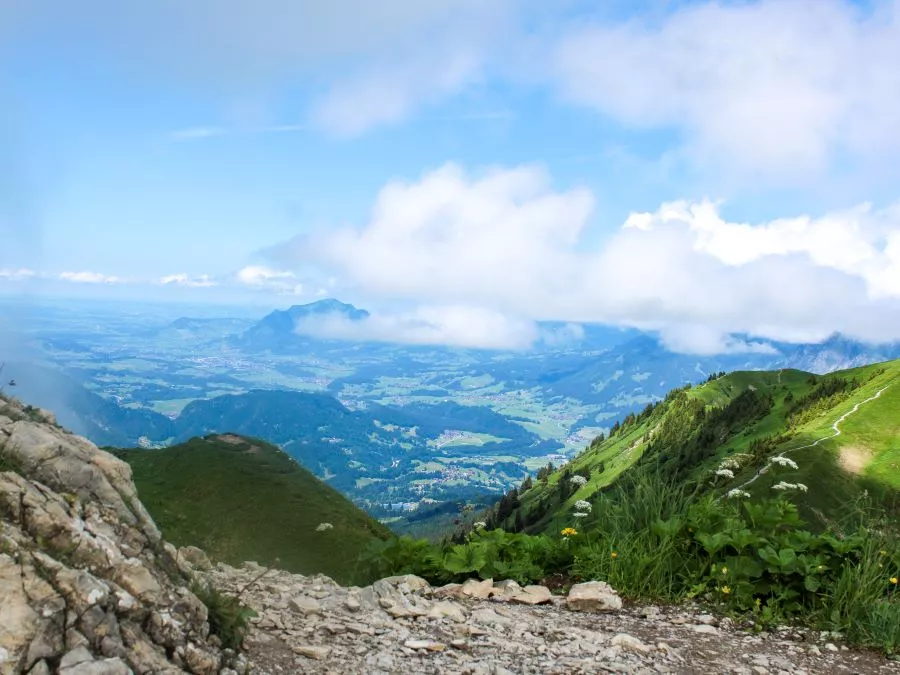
[285,298,370,320]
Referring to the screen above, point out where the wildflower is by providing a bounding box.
[574,500,592,513]
[773,481,806,492]
[473,521,487,530]
[315,522,334,532]
[881,550,888,556]
[721,566,728,576]
[795,483,808,493]
[891,577,898,585]
[714,469,735,480]
[719,458,740,471]
[769,456,799,470]
[573,512,589,518]
[561,527,578,537]
[610,552,618,559]
[721,586,731,595]
[727,489,751,499]
[570,475,588,487]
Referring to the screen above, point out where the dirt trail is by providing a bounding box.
[735,386,889,493]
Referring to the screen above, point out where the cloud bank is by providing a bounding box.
[268,163,900,352]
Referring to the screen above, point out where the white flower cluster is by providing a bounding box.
[726,489,751,499]
[772,482,808,493]
[570,475,588,487]
[769,456,799,470]
[719,458,741,471]
[573,512,589,518]
[315,522,334,532]
[473,521,487,530]
[574,500,592,513]
[714,469,735,479]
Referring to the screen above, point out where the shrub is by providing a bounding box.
[190,582,256,650]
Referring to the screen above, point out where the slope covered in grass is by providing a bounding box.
[498,360,900,534]
[114,434,391,583]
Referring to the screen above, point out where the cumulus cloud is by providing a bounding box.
[234,265,303,295]
[294,305,539,350]
[553,0,900,179]
[273,162,593,311]
[58,271,126,284]
[267,162,900,353]
[159,273,217,288]
[0,268,37,281]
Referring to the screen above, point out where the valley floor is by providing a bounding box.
[201,561,898,675]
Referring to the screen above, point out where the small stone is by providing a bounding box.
[289,595,322,615]
[511,585,553,606]
[566,581,623,612]
[459,578,494,600]
[292,645,331,660]
[824,643,839,652]
[426,600,467,622]
[403,640,446,652]
[611,633,652,654]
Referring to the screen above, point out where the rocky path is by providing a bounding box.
[203,561,899,675]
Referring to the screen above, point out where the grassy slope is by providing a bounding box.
[115,435,391,583]
[515,360,900,534]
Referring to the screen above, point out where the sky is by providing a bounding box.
[2,0,900,352]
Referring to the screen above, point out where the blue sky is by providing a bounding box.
[2,0,900,351]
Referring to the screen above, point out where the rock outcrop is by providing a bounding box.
[0,398,244,675]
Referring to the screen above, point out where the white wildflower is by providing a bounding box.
[719,458,740,471]
[473,521,487,530]
[769,456,798,470]
[315,522,334,532]
[570,475,588,487]
[714,469,735,479]
[574,500,592,513]
[772,481,807,492]
[573,512,589,518]
[726,489,751,499]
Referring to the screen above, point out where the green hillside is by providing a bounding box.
[496,359,900,534]
[114,434,391,583]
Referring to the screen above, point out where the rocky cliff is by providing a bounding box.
[0,397,246,675]
[1,396,897,674]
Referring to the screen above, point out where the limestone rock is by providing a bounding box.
[566,581,623,612]
[510,585,552,606]
[0,401,241,675]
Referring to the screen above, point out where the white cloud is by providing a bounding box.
[58,271,126,284]
[277,162,593,311]
[553,0,900,179]
[294,305,539,350]
[311,50,481,136]
[234,265,302,295]
[160,273,218,288]
[6,0,515,136]
[167,124,306,142]
[0,268,37,281]
[269,162,900,352]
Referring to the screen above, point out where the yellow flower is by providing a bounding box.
[881,550,888,556]
[721,586,731,595]
[610,552,618,559]
[721,566,728,575]
[561,527,578,537]
[891,577,898,585]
